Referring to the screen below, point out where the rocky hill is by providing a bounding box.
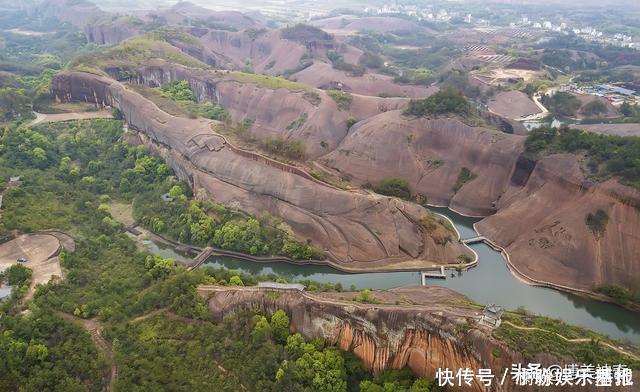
[320,110,526,216]
[200,284,590,391]
[477,153,640,292]
[52,71,473,269]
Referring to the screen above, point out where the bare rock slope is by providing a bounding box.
[292,62,437,98]
[477,154,640,291]
[201,285,560,391]
[52,71,472,269]
[321,110,525,216]
[122,64,353,158]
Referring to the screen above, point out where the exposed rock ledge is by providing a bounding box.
[200,285,568,392]
[51,71,472,268]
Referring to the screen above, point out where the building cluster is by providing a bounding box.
[363,4,637,49]
[561,83,638,106]
[364,4,485,24]
[478,304,504,329]
[511,16,637,48]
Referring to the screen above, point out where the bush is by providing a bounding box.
[420,212,454,245]
[583,100,607,116]
[281,24,333,43]
[327,90,352,110]
[262,136,306,160]
[328,50,366,76]
[526,126,640,188]
[4,264,32,286]
[161,80,195,101]
[541,92,581,117]
[586,209,609,238]
[112,107,123,120]
[453,167,477,192]
[405,88,472,117]
[596,284,632,304]
[367,177,412,200]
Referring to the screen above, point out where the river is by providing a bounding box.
[142,209,640,343]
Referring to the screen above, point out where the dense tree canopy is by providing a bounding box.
[0,118,432,390]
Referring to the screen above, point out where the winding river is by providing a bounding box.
[143,209,640,343]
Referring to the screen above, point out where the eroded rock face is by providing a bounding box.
[320,111,526,216]
[52,71,472,268]
[195,29,309,75]
[319,109,640,292]
[111,63,351,158]
[34,0,140,45]
[477,154,640,290]
[292,62,437,99]
[201,285,527,391]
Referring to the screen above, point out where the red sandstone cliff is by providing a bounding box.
[51,71,472,269]
[200,285,581,391]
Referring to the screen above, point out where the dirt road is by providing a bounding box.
[58,312,117,392]
[29,110,113,126]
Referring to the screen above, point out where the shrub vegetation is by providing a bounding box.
[526,125,640,188]
[366,177,412,200]
[405,88,472,117]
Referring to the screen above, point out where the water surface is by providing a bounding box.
[143,208,640,343]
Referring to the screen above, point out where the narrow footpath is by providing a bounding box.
[502,321,639,361]
[57,312,117,392]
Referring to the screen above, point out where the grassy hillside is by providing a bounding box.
[69,33,209,75]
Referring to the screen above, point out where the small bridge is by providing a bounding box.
[187,247,214,271]
[421,266,446,285]
[462,236,502,251]
[461,236,487,244]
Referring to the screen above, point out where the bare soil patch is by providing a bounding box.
[488,90,542,119]
[0,233,63,300]
[108,202,135,227]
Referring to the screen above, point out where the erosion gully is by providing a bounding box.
[142,207,640,344]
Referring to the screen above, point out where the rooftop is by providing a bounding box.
[483,304,504,318]
[257,282,306,291]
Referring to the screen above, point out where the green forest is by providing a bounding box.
[0,118,432,391]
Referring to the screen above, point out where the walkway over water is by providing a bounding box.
[188,247,214,271]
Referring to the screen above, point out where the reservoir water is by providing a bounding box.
[144,208,640,343]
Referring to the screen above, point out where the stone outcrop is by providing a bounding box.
[200,285,547,391]
[291,62,437,98]
[105,62,419,159]
[108,63,353,158]
[320,110,526,216]
[477,153,640,291]
[52,71,472,269]
[33,0,140,45]
[319,109,640,292]
[193,29,309,75]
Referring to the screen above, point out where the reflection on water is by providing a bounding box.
[522,118,564,130]
[141,239,191,263]
[142,208,640,343]
[203,256,421,289]
[0,285,12,301]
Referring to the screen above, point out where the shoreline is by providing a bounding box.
[141,226,479,274]
[427,201,640,314]
[472,222,640,314]
[138,203,639,314]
